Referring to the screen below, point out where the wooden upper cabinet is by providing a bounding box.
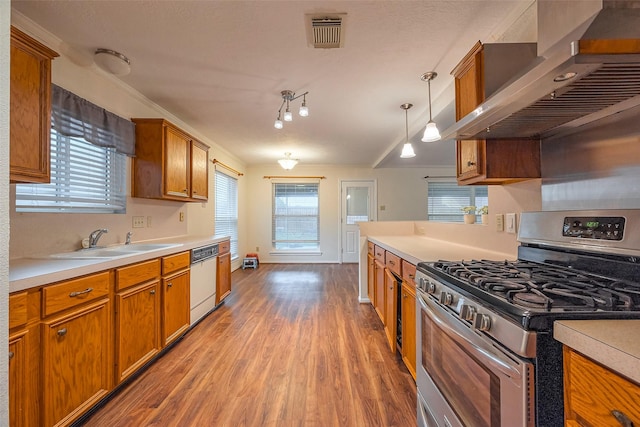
[131,118,209,202]
[10,26,58,184]
[452,41,541,185]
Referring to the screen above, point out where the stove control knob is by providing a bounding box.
[473,313,492,332]
[460,304,476,321]
[439,292,453,306]
[427,281,437,294]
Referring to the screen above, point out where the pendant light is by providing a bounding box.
[420,71,441,142]
[400,103,416,158]
[278,152,298,170]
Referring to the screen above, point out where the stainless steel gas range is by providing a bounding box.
[415,210,640,427]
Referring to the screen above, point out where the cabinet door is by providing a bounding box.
[190,140,209,201]
[115,281,160,384]
[42,298,111,427]
[374,259,385,323]
[216,251,232,304]
[384,268,397,353]
[457,140,483,178]
[367,253,375,302]
[401,282,416,380]
[164,126,190,199]
[10,27,57,183]
[162,270,190,346]
[9,330,28,427]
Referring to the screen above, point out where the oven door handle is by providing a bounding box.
[418,291,523,381]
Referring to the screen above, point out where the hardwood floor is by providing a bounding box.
[82,264,417,426]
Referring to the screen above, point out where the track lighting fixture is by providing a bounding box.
[274,90,309,129]
[400,103,416,158]
[420,71,441,142]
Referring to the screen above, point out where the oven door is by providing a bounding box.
[416,290,534,427]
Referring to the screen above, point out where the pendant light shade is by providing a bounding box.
[399,103,416,159]
[420,71,441,142]
[278,152,298,170]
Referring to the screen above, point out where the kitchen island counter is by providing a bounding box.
[554,319,640,384]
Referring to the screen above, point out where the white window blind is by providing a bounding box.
[214,170,238,258]
[272,183,319,250]
[427,182,488,222]
[16,130,126,213]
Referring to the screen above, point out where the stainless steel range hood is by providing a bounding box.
[441,1,640,141]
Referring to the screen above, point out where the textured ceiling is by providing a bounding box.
[12,0,535,168]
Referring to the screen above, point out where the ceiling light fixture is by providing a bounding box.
[420,71,441,142]
[94,48,131,76]
[400,103,416,158]
[278,152,299,170]
[274,90,309,129]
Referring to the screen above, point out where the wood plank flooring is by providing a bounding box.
[82,263,417,426]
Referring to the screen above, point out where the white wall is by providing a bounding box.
[1,2,11,424]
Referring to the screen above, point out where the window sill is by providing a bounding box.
[269,250,323,256]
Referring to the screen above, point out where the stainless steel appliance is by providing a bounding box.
[190,243,218,325]
[416,210,640,427]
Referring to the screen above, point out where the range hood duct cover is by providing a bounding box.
[442,1,640,141]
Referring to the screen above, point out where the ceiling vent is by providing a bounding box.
[306,14,346,49]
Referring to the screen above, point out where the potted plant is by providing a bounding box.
[461,206,476,224]
[478,205,489,225]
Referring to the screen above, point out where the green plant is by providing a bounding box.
[461,205,476,214]
[477,205,489,215]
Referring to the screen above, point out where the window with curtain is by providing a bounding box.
[272,182,319,250]
[16,85,134,213]
[427,182,488,222]
[214,170,238,259]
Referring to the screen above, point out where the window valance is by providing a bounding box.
[51,84,135,156]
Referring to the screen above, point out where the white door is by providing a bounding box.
[341,180,376,263]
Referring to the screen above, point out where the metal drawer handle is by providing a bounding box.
[150,289,156,295]
[467,160,476,166]
[389,260,395,265]
[57,328,67,337]
[69,287,93,297]
[612,410,634,427]
[9,351,14,360]
[167,283,173,288]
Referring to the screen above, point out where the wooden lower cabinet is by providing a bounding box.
[401,282,416,380]
[374,259,386,323]
[162,270,190,346]
[367,252,375,302]
[9,330,29,427]
[41,297,111,427]
[384,268,398,353]
[564,346,640,426]
[115,281,161,383]
[216,252,232,304]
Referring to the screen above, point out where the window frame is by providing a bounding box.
[272,181,320,251]
[427,181,488,223]
[214,170,239,259]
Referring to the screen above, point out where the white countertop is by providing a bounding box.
[9,235,230,293]
[554,319,640,384]
[368,235,516,266]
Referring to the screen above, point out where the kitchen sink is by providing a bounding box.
[45,243,183,259]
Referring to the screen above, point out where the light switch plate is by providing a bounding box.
[506,213,517,234]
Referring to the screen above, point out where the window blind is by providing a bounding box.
[215,170,238,258]
[427,182,488,222]
[16,130,126,213]
[272,183,319,250]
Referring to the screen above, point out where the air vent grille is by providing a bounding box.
[477,63,640,139]
[307,15,345,49]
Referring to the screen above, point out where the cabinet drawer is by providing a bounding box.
[218,240,230,255]
[374,245,385,263]
[42,271,111,317]
[402,260,416,286]
[385,252,402,276]
[564,347,640,425]
[9,291,28,329]
[367,241,374,255]
[162,251,190,275]
[116,258,161,291]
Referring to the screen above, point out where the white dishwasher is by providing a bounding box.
[190,243,218,325]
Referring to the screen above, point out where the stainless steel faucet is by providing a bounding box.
[88,228,108,248]
[125,231,133,245]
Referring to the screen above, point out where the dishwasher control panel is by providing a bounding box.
[191,244,219,263]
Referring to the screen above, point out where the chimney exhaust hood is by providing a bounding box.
[441,1,640,141]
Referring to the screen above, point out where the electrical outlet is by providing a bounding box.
[132,216,145,228]
[418,227,426,235]
[179,211,185,222]
[256,246,260,252]
[147,216,152,227]
[495,214,504,232]
[506,213,517,234]
[380,205,386,211]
